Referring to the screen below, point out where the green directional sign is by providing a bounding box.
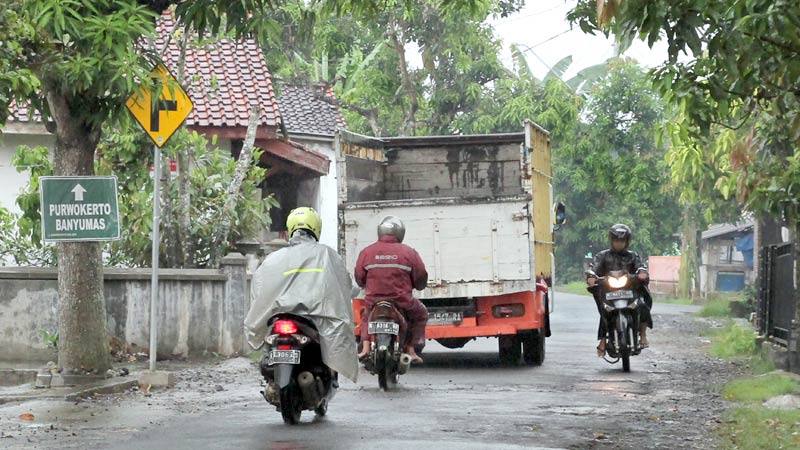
[40,176,121,242]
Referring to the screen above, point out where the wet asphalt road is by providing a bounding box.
[2,291,729,450]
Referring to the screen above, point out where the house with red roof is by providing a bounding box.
[0,12,344,251]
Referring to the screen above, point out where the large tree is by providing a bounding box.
[569,0,799,299]
[552,59,682,281]
[0,0,489,372]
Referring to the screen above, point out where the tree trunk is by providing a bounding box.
[388,15,418,136]
[176,31,195,268]
[678,205,699,299]
[46,89,112,373]
[208,107,260,267]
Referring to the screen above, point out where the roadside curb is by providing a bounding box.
[0,376,138,405]
[64,377,139,401]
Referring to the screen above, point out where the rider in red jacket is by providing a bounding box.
[355,216,429,363]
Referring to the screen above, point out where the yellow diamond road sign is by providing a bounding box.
[126,64,194,148]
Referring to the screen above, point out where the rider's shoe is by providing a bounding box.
[596,340,606,357]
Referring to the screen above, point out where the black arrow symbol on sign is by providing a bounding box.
[150,98,177,132]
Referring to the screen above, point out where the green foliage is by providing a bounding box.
[0,146,58,266]
[263,0,521,136]
[718,407,800,450]
[723,374,800,403]
[95,125,275,268]
[709,322,757,358]
[568,0,800,236]
[554,281,591,296]
[0,206,57,266]
[552,60,682,281]
[39,328,58,349]
[697,293,746,318]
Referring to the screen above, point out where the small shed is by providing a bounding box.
[700,222,755,293]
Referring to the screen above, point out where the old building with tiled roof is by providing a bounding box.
[276,83,346,137]
[1,11,346,249]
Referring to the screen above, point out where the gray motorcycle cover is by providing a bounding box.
[245,233,359,382]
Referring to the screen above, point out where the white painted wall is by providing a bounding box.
[0,124,54,215]
[291,137,337,250]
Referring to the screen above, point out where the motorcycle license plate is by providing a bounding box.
[606,290,633,300]
[428,311,464,326]
[268,349,301,365]
[368,321,399,335]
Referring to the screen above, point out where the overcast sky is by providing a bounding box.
[489,0,672,80]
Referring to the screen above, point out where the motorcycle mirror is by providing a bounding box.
[553,201,566,226]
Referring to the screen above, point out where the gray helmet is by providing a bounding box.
[377,216,405,242]
[608,223,632,249]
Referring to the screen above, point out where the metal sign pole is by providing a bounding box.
[149,144,161,372]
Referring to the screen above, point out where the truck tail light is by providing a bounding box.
[492,304,525,318]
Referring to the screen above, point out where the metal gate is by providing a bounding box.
[758,242,795,346]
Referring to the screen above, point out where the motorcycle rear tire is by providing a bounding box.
[279,384,302,425]
[377,351,398,391]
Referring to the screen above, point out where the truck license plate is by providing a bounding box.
[268,350,301,365]
[428,311,464,326]
[605,290,633,300]
[368,321,400,335]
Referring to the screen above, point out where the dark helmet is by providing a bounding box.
[377,216,405,242]
[608,223,632,250]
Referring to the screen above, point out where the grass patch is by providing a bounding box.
[723,374,800,403]
[658,296,694,305]
[554,281,590,296]
[697,298,735,317]
[710,322,757,358]
[706,321,776,374]
[718,407,800,450]
[554,281,588,295]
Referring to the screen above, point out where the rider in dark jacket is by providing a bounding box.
[586,224,653,356]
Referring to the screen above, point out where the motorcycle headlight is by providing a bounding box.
[607,275,629,289]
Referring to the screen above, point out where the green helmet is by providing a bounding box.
[286,207,322,241]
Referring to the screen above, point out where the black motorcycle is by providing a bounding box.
[587,270,646,372]
[259,313,337,424]
[362,300,413,390]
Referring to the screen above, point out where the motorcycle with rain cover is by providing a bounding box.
[362,300,414,390]
[586,270,647,372]
[259,313,337,424]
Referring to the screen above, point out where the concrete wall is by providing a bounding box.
[0,253,250,363]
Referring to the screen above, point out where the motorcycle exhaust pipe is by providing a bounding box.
[297,371,321,408]
[398,353,412,375]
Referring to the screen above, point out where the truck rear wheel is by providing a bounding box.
[521,329,545,366]
[498,335,521,366]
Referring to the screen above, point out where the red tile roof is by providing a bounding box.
[7,12,281,131]
[156,11,280,129]
[6,102,41,123]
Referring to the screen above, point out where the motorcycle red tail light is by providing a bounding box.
[274,320,298,335]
